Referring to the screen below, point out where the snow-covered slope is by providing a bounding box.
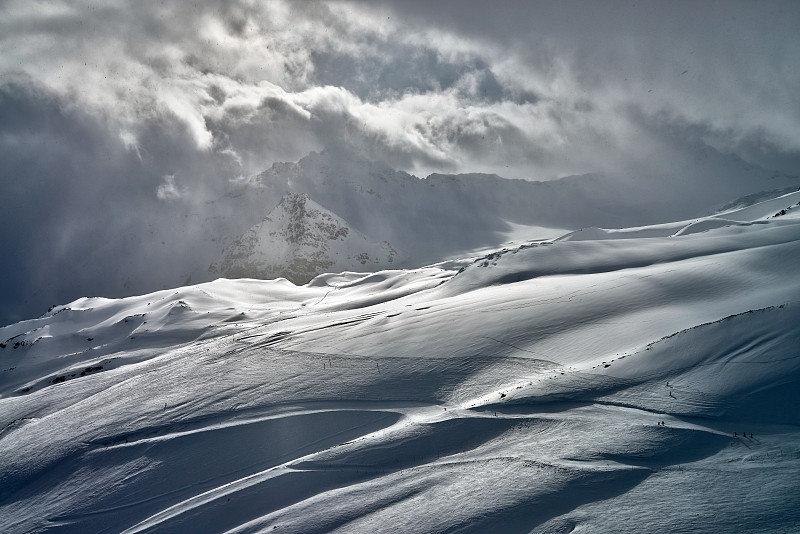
[1,191,799,533]
[558,188,800,241]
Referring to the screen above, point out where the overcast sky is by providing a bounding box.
[2,0,800,325]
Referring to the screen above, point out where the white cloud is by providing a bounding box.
[119,129,142,159]
[156,174,183,201]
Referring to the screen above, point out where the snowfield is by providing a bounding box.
[1,190,800,533]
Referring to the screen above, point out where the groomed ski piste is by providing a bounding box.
[2,190,800,533]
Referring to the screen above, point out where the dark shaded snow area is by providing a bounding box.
[1,191,800,533]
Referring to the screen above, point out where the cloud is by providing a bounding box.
[383,0,800,168]
[0,76,242,325]
[4,0,798,180]
[156,174,183,200]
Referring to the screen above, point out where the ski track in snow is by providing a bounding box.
[1,191,800,533]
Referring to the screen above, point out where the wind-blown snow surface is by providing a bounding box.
[2,191,800,533]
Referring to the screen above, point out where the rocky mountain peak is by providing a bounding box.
[210,192,397,284]
[270,192,350,246]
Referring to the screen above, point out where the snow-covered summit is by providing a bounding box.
[210,192,397,284]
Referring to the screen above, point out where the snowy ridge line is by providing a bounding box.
[640,302,795,352]
[449,226,800,290]
[82,405,406,451]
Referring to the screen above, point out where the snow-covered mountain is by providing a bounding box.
[208,147,799,284]
[2,188,799,533]
[3,141,797,329]
[3,142,797,330]
[210,193,397,284]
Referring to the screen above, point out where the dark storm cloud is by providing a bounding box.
[3,1,799,176]
[0,76,242,325]
[380,0,800,168]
